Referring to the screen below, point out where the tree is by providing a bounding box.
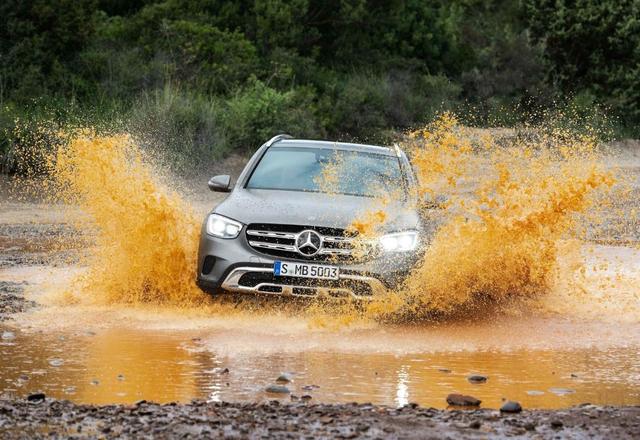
[527,0,640,119]
[0,0,98,101]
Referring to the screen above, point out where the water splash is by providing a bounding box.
[50,132,205,305]
[362,114,623,320]
[29,117,638,325]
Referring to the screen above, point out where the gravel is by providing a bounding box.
[0,398,638,439]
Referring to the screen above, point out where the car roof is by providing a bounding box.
[272,139,397,157]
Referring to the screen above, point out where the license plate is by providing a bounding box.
[274,261,339,280]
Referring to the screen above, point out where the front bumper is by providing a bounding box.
[196,227,419,299]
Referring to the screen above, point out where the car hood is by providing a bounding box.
[213,189,419,232]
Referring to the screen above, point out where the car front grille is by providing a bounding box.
[246,223,357,262]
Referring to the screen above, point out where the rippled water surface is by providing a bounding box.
[2,324,639,409]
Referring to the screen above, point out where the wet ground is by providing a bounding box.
[2,399,639,439]
[1,141,640,438]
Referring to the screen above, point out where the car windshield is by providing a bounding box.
[246,146,404,198]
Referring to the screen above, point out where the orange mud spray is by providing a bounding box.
[50,132,204,305]
[42,116,636,323]
[357,114,621,320]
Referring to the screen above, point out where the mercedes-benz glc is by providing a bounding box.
[196,135,422,299]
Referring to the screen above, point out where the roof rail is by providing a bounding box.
[265,134,293,147]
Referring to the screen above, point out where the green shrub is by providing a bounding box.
[127,84,228,172]
[160,20,258,94]
[321,72,461,142]
[0,105,67,175]
[528,0,640,122]
[222,79,323,150]
[321,73,388,142]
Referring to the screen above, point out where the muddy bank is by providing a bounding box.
[0,398,638,439]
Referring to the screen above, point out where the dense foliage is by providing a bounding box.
[1,0,638,172]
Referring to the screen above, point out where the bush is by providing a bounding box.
[321,73,389,142]
[527,0,640,122]
[127,84,227,172]
[159,20,258,94]
[321,72,461,142]
[0,105,67,175]
[222,79,323,150]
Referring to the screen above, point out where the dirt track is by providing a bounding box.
[1,398,639,439]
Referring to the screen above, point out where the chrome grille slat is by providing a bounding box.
[323,236,353,243]
[246,230,297,240]
[248,241,296,251]
[319,248,351,255]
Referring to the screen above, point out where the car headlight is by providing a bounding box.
[379,231,419,252]
[206,213,243,239]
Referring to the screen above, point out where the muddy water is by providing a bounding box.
[1,254,639,410]
[2,323,640,409]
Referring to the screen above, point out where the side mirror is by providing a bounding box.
[208,175,232,192]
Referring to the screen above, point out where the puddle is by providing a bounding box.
[1,326,639,409]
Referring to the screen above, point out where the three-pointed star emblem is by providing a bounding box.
[295,230,322,256]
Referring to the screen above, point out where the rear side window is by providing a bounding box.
[246,146,404,198]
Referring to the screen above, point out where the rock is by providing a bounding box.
[301,395,312,401]
[48,358,64,367]
[446,393,481,407]
[467,375,488,384]
[221,368,229,374]
[276,373,292,383]
[91,379,100,386]
[549,387,575,396]
[27,393,45,403]
[1,331,15,340]
[117,374,125,381]
[265,385,290,394]
[302,385,320,391]
[469,420,481,429]
[524,422,536,431]
[18,374,29,381]
[526,390,544,396]
[550,420,564,429]
[438,368,452,373]
[500,401,522,413]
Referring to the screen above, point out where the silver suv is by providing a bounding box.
[196,135,422,299]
